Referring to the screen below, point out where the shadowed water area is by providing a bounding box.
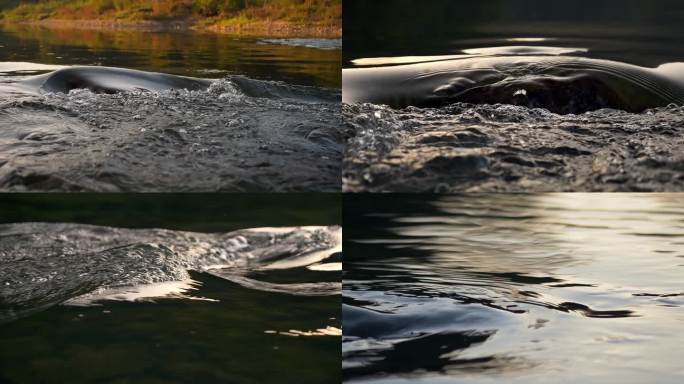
[0,25,342,191]
[0,195,341,383]
[343,0,684,192]
[343,193,684,383]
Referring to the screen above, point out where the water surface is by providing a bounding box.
[342,0,684,192]
[0,25,343,192]
[343,193,684,383]
[0,194,341,384]
[1,24,341,87]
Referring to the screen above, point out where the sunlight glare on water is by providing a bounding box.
[343,194,684,383]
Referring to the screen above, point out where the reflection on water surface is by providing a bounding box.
[342,0,684,193]
[344,194,684,383]
[0,195,341,384]
[0,24,341,88]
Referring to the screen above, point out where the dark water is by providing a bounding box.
[342,0,684,192]
[0,194,341,384]
[343,0,683,68]
[343,193,684,383]
[0,25,343,192]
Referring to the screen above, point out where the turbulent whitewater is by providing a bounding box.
[0,64,342,191]
[343,47,684,192]
[0,223,341,323]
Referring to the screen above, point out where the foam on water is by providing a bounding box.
[0,65,343,192]
[344,101,684,192]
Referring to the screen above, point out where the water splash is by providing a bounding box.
[0,223,342,323]
[0,65,342,192]
[343,102,684,192]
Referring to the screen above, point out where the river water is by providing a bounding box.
[343,0,684,192]
[343,193,684,383]
[0,194,342,383]
[0,25,343,191]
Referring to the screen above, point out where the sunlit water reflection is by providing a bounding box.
[0,25,343,192]
[0,224,342,383]
[343,194,684,383]
[0,24,341,87]
[0,194,341,383]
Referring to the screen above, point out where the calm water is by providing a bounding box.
[0,25,343,192]
[343,0,683,67]
[343,194,684,383]
[0,194,341,384]
[342,0,684,192]
[1,25,341,88]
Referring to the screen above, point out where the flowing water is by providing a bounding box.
[342,0,684,192]
[0,222,342,322]
[343,193,684,383]
[0,25,343,192]
[0,194,341,383]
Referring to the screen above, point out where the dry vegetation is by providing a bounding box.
[0,0,341,36]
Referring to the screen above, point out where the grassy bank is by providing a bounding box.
[0,0,341,37]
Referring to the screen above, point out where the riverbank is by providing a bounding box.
[0,19,340,37]
[0,0,341,38]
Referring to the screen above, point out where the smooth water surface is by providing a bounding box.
[343,194,684,383]
[342,0,684,192]
[1,24,341,88]
[343,0,683,68]
[0,194,341,384]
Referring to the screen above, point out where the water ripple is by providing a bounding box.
[0,223,341,324]
[343,194,684,382]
